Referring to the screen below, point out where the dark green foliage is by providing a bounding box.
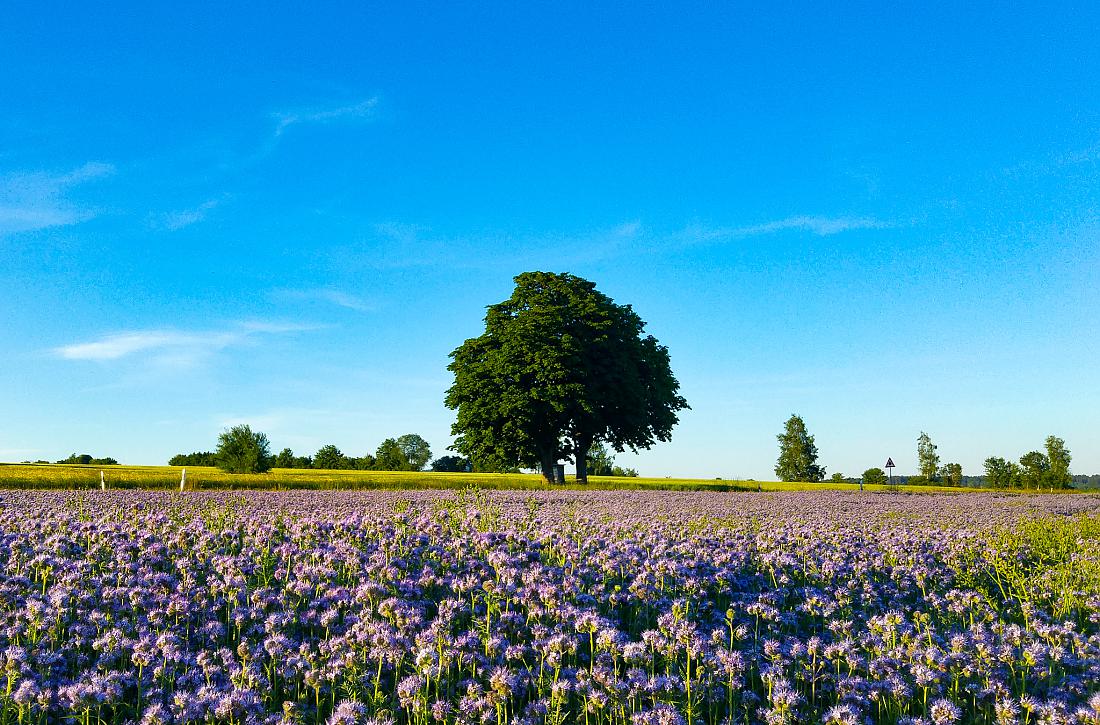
[272,449,314,469]
[57,453,118,465]
[214,425,273,474]
[984,456,1021,488]
[445,271,688,483]
[1073,474,1100,489]
[1019,450,1050,490]
[863,467,887,485]
[396,434,432,471]
[1045,435,1072,488]
[352,455,376,471]
[470,459,522,474]
[610,466,639,477]
[431,455,471,472]
[917,432,940,482]
[982,436,1073,490]
[313,445,350,470]
[169,451,217,466]
[774,414,825,482]
[373,436,432,471]
[942,462,963,487]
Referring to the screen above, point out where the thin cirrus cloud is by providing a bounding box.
[0,162,115,237]
[271,96,379,137]
[272,287,373,312]
[53,321,322,364]
[681,215,893,244]
[152,197,225,231]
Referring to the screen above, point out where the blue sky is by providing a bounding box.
[2,2,1098,478]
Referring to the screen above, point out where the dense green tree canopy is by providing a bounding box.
[430,455,470,472]
[373,438,408,471]
[917,432,940,481]
[274,448,296,469]
[983,456,1020,488]
[313,444,349,470]
[169,451,217,467]
[57,453,118,465]
[942,462,963,487]
[445,271,688,482]
[1019,450,1050,489]
[396,433,432,471]
[1045,435,1072,488]
[774,414,824,482]
[862,467,887,485]
[215,425,272,474]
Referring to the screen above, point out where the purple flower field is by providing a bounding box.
[2,489,1099,725]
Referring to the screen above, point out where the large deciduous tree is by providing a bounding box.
[445,271,688,483]
[1019,450,1050,490]
[917,432,940,481]
[1045,435,1072,488]
[983,456,1020,488]
[313,444,349,470]
[215,425,273,474]
[862,467,887,485]
[774,414,825,482]
[396,434,432,471]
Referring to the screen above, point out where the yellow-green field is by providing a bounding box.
[0,462,1002,492]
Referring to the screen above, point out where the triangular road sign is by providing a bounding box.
[885,457,895,468]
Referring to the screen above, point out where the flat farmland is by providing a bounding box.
[0,463,992,493]
[0,489,1098,724]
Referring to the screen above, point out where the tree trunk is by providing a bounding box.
[574,436,591,484]
[540,455,557,484]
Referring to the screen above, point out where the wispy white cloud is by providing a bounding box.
[236,320,328,334]
[54,321,321,366]
[272,287,373,312]
[338,215,886,272]
[0,162,114,237]
[56,330,238,362]
[153,197,225,231]
[681,215,892,244]
[272,97,379,137]
[351,220,644,271]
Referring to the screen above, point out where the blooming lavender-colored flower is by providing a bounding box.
[327,699,366,725]
[0,488,1097,724]
[929,698,962,725]
[822,704,859,725]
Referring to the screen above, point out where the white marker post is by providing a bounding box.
[100,470,106,491]
[180,468,187,492]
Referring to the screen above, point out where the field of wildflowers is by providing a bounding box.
[1,489,1099,725]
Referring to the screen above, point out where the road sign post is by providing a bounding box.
[885,457,895,487]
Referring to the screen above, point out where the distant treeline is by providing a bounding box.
[167,451,218,467]
[859,474,1095,488]
[171,434,437,473]
[813,431,1086,490]
[169,437,639,477]
[55,453,119,465]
